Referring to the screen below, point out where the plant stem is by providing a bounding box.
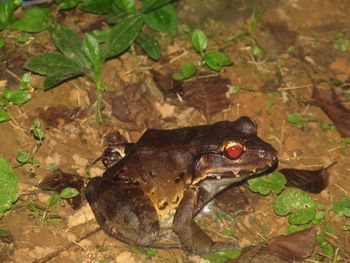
[93,67,103,123]
[95,86,103,123]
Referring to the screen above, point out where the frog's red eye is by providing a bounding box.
[224,142,244,159]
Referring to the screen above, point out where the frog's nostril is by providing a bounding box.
[258,150,268,159]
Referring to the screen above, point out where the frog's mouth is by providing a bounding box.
[206,156,278,180]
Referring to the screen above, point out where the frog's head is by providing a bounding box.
[192,116,278,185]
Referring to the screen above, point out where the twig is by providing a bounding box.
[32,227,101,263]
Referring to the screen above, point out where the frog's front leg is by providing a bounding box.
[172,187,239,255]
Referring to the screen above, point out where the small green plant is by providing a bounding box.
[333,32,349,52]
[247,172,287,195]
[0,0,52,46]
[16,150,40,168]
[287,114,317,129]
[202,249,241,263]
[28,187,79,224]
[332,196,350,217]
[25,0,177,122]
[273,190,316,225]
[0,157,19,219]
[173,28,232,80]
[130,247,158,259]
[0,0,22,32]
[0,73,32,123]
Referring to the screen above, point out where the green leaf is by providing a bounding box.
[91,29,110,43]
[273,190,316,224]
[0,97,8,107]
[0,109,11,122]
[287,114,304,124]
[114,0,135,12]
[316,235,334,256]
[83,33,101,73]
[17,33,29,43]
[57,0,80,10]
[172,62,197,80]
[0,0,21,30]
[13,8,52,33]
[24,53,84,89]
[203,51,232,71]
[103,14,143,59]
[79,0,114,14]
[144,3,177,37]
[46,192,59,209]
[16,151,30,164]
[25,53,83,76]
[202,249,241,263]
[192,29,207,53]
[0,157,19,219]
[31,119,44,141]
[60,187,79,199]
[45,163,58,170]
[50,25,91,70]
[332,196,350,217]
[0,229,9,237]
[6,90,31,105]
[181,62,197,78]
[0,37,5,48]
[247,172,287,195]
[340,138,350,144]
[141,0,172,13]
[136,33,161,60]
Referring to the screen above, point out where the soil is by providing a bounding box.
[1,0,350,262]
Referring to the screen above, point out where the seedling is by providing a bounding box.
[173,28,232,80]
[333,32,349,52]
[28,187,79,224]
[25,0,177,122]
[0,73,32,123]
[130,247,158,260]
[287,114,317,129]
[202,249,241,263]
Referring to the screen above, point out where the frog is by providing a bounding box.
[85,116,278,255]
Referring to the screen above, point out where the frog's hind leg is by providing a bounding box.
[85,177,160,247]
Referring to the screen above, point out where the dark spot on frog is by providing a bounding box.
[158,200,168,210]
[174,172,185,183]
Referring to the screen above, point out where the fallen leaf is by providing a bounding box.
[230,228,316,263]
[214,186,254,213]
[312,87,350,137]
[182,77,231,119]
[279,162,337,194]
[38,169,85,210]
[37,105,81,127]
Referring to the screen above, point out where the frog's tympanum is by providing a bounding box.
[85,116,278,255]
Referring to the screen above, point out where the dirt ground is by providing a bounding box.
[1,0,350,262]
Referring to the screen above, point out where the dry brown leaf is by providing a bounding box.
[230,228,316,263]
[279,162,336,194]
[312,87,350,137]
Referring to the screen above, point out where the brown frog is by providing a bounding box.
[85,116,278,255]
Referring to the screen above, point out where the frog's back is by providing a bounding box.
[136,120,244,150]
